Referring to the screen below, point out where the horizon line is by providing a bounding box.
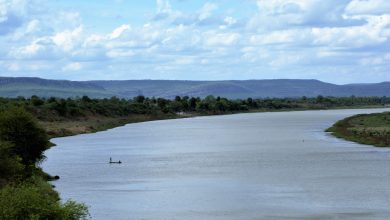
[1,76,389,86]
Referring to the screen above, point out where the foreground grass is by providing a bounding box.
[327,111,390,147]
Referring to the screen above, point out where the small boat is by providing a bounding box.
[109,157,122,164]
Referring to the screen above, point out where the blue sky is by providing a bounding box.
[0,0,389,84]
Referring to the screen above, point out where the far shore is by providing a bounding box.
[47,106,389,140]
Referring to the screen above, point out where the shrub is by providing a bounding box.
[0,183,89,220]
[0,141,24,185]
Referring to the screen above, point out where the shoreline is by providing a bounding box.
[42,114,187,139]
[48,106,389,140]
[326,111,390,147]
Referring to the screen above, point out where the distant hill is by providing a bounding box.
[0,77,389,99]
[0,77,115,98]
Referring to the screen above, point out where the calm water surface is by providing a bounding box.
[42,109,390,220]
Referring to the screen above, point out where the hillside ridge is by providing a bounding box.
[0,76,389,98]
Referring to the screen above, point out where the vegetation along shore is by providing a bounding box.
[0,107,89,219]
[0,94,389,219]
[327,111,390,147]
[1,95,389,137]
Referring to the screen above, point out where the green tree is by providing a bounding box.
[0,108,50,166]
[134,95,145,104]
[189,97,197,110]
[31,96,44,106]
[81,95,92,103]
[316,95,324,104]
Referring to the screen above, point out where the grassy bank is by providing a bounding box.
[326,111,390,147]
[41,114,185,138]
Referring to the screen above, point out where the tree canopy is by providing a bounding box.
[0,108,49,166]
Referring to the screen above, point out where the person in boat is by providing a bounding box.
[109,157,122,164]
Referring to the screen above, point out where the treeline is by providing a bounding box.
[0,108,89,219]
[0,95,389,121]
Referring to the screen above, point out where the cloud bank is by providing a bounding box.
[0,0,389,83]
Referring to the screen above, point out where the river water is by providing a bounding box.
[42,109,390,220]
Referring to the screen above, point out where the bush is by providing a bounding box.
[0,141,24,186]
[0,183,89,220]
[61,201,90,220]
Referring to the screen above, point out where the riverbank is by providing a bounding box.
[1,96,388,139]
[326,111,390,147]
[41,114,186,138]
[42,105,387,139]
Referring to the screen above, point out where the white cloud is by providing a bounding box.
[2,0,390,83]
[224,17,237,26]
[174,56,195,65]
[62,62,82,71]
[52,26,83,51]
[22,42,41,54]
[109,24,131,39]
[8,38,55,59]
[25,19,39,33]
[219,16,237,29]
[0,1,8,23]
[312,14,390,48]
[157,0,172,14]
[106,49,135,58]
[270,53,303,67]
[204,32,240,46]
[241,47,270,63]
[198,3,218,21]
[250,31,295,45]
[2,61,20,71]
[249,0,359,31]
[345,0,390,15]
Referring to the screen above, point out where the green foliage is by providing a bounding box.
[134,95,145,104]
[60,201,90,220]
[327,112,390,147]
[0,107,89,220]
[0,183,89,220]
[0,141,24,186]
[0,108,50,165]
[31,95,45,106]
[0,95,388,122]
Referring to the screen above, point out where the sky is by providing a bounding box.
[0,0,389,84]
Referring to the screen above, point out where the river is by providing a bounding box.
[42,109,390,220]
